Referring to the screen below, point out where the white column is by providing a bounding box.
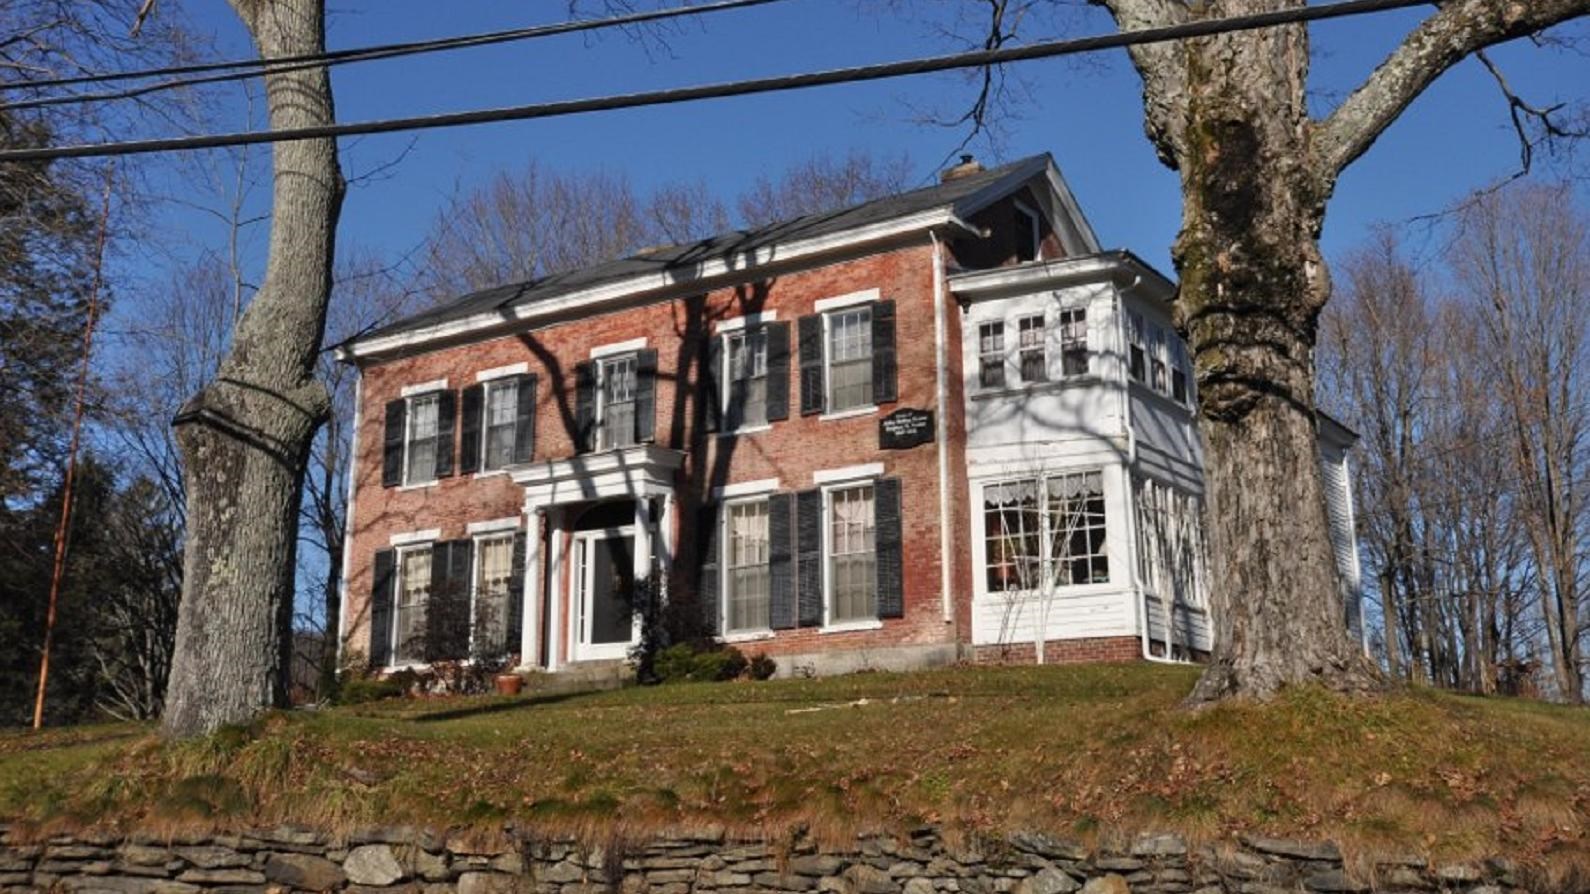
[659,491,676,592]
[547,509,567,671]
[518,508,544,670]
[633,495,653,584]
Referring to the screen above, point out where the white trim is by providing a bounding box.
[473,469,510,480]
[722,629,776,644]
[819,619,884,635]
[476,362,529,382]
[590,336,647,359]
[343,211,975,361]
[814,287,880,313]
[1013,199,1041,261]
[390,528,441,546]
[717,423,772,438]
[335,374,363,668]
[397,479,438,491]
[813,462,883,485]
[467,516,522,535]
[714,310,778,333]
[930,234,954,626]
[818,405,878,422]
[712,478,781,500]
[400,378,448,397]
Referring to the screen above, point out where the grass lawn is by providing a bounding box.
[3,663,1589,867]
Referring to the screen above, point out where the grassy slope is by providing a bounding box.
[3,664,1588,866]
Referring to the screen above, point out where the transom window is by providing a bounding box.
[725,500,771,632]
[405,393,440,485]
[826,307,873,412]
[473,534,515,656]
[978,321,1006,389]
[598,354,638,450]
[828,484,877,623]
[1059,308,1088,376]
[982,470,1109,594]
[725,329,770,431]
[1018,314,1046,383]
[483,378,518,471]
[394,546,432,665]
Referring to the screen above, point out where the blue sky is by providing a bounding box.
[130,1,1589,302]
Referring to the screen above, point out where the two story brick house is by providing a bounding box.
[335,153,1364,677]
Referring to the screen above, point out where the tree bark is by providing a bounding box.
[162,0,343,737]
[1089,0,1590,702]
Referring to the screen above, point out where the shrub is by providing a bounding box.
[748,652,778,680]
[651,643,752,683]
[333,675,406,705]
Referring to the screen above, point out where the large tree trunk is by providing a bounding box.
[162,0,343,737]
[1156,11,1381,703]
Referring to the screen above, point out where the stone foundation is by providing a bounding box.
[0,824,1537,894]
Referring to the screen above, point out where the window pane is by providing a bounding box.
[474,535,515,655]
[1018,315,1046,383]
[1150,327,1168,393]
[1059,308,1087,377]
[978,321,1005,389]
[395,547,432,664]
[1128,311,1146,383]
[726,501,771,631]
[829,485,876,622]
[406,394,439,484]
[484,380,518,470]
[827,308,873,411]
[726,330,769,430]
[599,355,638,449]
[1047,472,1109,585]
[983,480,1040,592]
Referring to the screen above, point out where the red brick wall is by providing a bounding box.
[344,239,972,664]
[971,636,1141,666]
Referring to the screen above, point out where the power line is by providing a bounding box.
[0,0,787,108]
[0,0,1432,163]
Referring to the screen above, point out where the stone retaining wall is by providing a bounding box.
[0,825,1539,894]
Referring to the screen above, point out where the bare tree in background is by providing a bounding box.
[162,0,345,738]
[1452,182,1590,703]
[737,150,913,228]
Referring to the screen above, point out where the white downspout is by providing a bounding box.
[1115,275,1180,666]
[930,232,956,628]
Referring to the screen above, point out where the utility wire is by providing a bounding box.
[0,0,788,107]
[0,0,1432,163]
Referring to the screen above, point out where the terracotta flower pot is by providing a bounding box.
[494,673,524,696]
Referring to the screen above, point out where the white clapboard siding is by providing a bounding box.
[1145,595,1213,653]
[971,588,1137,646]
[1318,446,1364,638]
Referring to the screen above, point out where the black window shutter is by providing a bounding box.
[765,321,791,422]
[874,477,904,619]
[768,492,796,629]
[428,540,472,661]
[872,300,898,404]
[703,336,723,433]
[382,399,406,488]
[574,362,596,453]
[434,389,457,478]
[369,548,396,667]
[635,348,659,443]
[459,384,483,475]
[798,314,825,416]
[507,530,527,654]
[513,375,537,464]
[698,503,721,636]
[795,488,823,627]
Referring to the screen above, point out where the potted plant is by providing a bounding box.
[494,672,524,696]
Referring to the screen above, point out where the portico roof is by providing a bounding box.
[509,444,684,506]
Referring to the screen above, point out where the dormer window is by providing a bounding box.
[1014,202,1040,263]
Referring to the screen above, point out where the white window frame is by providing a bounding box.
[821,479,881,630]
[1016,313,1047,384]
[1171,338,1193,406]
[977,469,1110,598]
[595,353,640,451]
[721,327,771,433]
[822,305,875,415]
[391,542,434,667]
[721,496,774,636]
[1058,306,1088,378]
[1127,310,1147,385]
[1150,325,1169,394]
[978,320,1007,390]
[470,531,517,657]
[479,375,520,472]
[402,391,444,488]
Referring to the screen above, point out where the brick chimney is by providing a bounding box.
[940,154,984,182]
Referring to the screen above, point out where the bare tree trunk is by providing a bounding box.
[162,0,343,738]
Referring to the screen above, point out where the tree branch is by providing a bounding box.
[1089,0,1190,167]
[1312,0,1590,180]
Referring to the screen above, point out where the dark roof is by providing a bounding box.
[352,154,1053,349]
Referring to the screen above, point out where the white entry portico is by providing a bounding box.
[510,445,683,672]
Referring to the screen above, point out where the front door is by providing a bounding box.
[573,529,638,661]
